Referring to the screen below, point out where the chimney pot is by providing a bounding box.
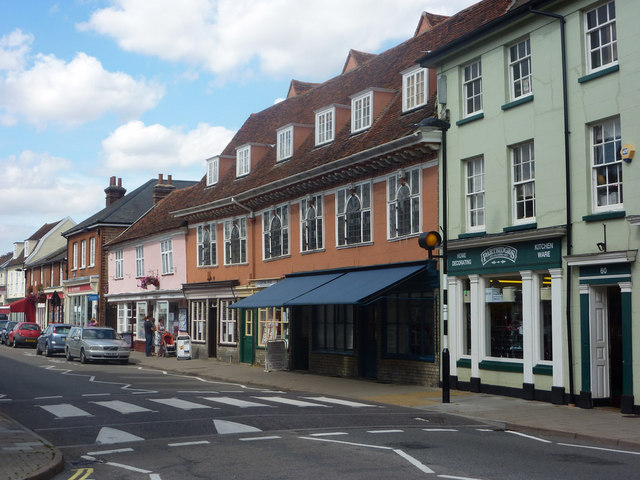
[168,175,172,185]
[158,173,163,184]
[117,178,122,187]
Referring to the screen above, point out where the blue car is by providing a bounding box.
[36,324,72,356]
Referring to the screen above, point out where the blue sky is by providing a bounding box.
[0,0,477,255]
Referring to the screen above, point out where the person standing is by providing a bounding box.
[143,316,155,357]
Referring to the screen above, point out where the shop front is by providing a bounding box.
[447,235,565,402]
[63,276,99,326]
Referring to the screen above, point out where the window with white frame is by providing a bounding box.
[466,157,485,231]
[135,245,145,277]
[301,194,323,252]
[219,299,237,344]
[337,182,371,246]
[263,205,289,260]
[224,218,247,265]
[80,240,86,268]
[72,242,78,270]
[114,249,124,279]
[135,302,147,340]
[197,222,217,266]
[117,303,132,333]
[402,67,427,111]
[236,146,250,177]
[315,107,334,145]
[277,126,293,161]
[258,307,289,347]
[591,117,622,210]
[585,1,617,73]
[191,300,207,342]
[207,156,219,186]
[388,168,420,238]
[89,237,95,267]
[351,91,372,133]
[511,142,536,222]
[509,38,532,99]
[463,60,482,116]
[161,239,173,275]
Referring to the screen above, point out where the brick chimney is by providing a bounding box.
[153,173,176,204]
[104,176,126,207]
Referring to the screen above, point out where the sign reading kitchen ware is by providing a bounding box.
[448,238,561,275]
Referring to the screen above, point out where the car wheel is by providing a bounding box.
[45,343,53,357]
[80,349,88,364]
[66,348,73,361]
[36,344,42,355]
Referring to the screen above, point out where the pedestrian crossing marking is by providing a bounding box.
[304,396,375,407]
[148,397,213,410]
[201,396,272,408]
[92,400,153,414]
[214,419,262,434]
[253,396,330,407]
[38,403,92,418]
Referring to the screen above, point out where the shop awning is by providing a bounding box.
[231,263,429,309]
[230,272,342,309]
[286,264,426,306]
[9,297,32,313]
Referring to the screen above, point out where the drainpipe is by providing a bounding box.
[529,7,574,405]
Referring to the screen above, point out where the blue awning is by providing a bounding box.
[286,264,426,306]
[231,264,429,309]
[229,273,342,309]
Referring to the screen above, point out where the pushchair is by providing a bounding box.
[159,332,176,357]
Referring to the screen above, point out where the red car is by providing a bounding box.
[8,322,42,348]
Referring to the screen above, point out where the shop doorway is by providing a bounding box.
[358,306,377,379]
[590,286,622,406]
[240,310,254,364]
[208,301,217,358]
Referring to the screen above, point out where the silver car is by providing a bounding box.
[65,326,130,364]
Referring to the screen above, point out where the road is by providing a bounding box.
[1,346,640,479]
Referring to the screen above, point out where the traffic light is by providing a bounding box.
[418,231,442,258]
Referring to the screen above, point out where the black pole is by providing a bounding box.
[441,120,450,404]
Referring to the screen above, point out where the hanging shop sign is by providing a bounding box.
[448,238,562,275]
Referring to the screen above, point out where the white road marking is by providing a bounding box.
[301,436,392,450]
[253,396,329,407]
[304,396,375,407]
[96,427,145,445]
[367,429,404,434]
[423,428,459,432]
[309,432,349,437]
[394,449,435,474]
[86,448,134,455]
[239,436,281,441]
[438,475,484,479]
[148,397,213,410]
[38,403,92,418]
[34,396,63,400]
[556,442,640,456]
[92,400,153,414]
[168,441,210,447]
[83,393,111,397]
[506,431,552,443]
[202,396,271,408]
[214,419,262,435]
[149,474,162,480]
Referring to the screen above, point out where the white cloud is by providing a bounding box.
[79,0,478,81]
[101,120,235,173]
[0,30,165,128]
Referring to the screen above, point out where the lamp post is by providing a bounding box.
[417,117,450,403]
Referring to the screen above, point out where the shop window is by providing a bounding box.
[486,276,523,359]
[312,305,354,353]
[117,303,132,333]
[219,299,237,344]
[384,293,435,359]
[191,300,207,343]
[257,307,289,347]
[135,301,148,341]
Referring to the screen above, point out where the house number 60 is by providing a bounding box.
[600,267,608,275]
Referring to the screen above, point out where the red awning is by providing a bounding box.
[9,297,31,313]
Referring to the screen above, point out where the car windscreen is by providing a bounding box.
[21,324,40,331]
[84,329,117,340]
[52,326,71,334]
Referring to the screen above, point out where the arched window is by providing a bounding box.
[263,205,289,260]
[301,195,323,252]
[346,193,362,244]
[337,183,371,246]
[387,168,420,239]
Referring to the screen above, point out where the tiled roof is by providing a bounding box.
[62,178,197,237]
[27,221,59,241]
[287,80,321,98]
[170,0,513,222]
[414,11,450,37]
[26,245,66,267]
[0,252,12,267]
[341,49,378,74]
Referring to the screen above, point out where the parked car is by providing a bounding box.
[1,321,18,345]
[8,322,42,348]
[36,323,72,357]
[0,319,8,339]
[65,326,130,364]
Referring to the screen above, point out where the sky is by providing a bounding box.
[0,0,478,256]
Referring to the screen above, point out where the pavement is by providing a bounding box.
[2,351,639,480]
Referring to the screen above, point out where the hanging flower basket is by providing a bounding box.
[140,275,160,289]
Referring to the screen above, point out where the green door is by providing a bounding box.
[240,309,255,364]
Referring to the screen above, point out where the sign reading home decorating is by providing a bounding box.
[448,238,562,275]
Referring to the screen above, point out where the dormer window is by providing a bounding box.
[236,146,250,177]
[277,126,293,161]
[350,90,372,133]
[402,66,427,112]
[315,107,334,145]
[206,156,219,186]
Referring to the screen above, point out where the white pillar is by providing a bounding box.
[448,276,460,377]
[550,268,564,388]
[469,274,483,378]
[521,271,534,385]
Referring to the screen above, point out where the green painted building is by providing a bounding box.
[420,0,640,413]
